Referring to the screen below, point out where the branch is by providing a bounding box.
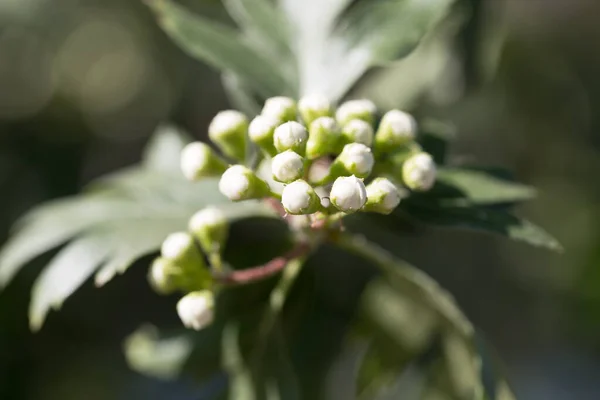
[214,242,311,285]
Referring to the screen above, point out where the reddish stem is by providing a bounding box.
[215,242,311,285]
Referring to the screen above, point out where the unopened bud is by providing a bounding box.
[336,99,377,126]
[189,207,229,254]
[148,257,181,294]
[298,94,332,125]
[180,142,228,181]
[341,119,374,147]
[177,291,215,331]
[374,110,416,153]
[271,150,304,183]
[208,110,249,161]
[306,117,340,159]
[248,115,279,157]
[274,121,309,155]
[364,178,406,214]
[402,152,436,191]
[330,143,375,179]
[161,232,205,269]
[281,180,321,215]
[262,96,297,122]
[218,165,271,201]
[330,175,367,213]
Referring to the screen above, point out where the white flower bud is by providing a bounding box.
[298,94,332,125]
[332,143,375,179]
[364,178,406,214]
[262,96,297,122]
[218,165,270,201]
[148,257,180,294]
[161,232,196,260]
[374,110,416,152]
[281,180,321,215]
[180,142,228,181]
[177,291,215,331]
[271,150,304,183]
[208,110,249,161]
[306,116,340,159]
[248,115,279,157]
[330,175,367,213]
[402,152,436,191]
[273,121,309,155]
[336,99,377,126]
[341,119,374,147]
[189,207,229,254]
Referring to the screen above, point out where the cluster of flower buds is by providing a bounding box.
[161,95,438,331]
[148,206,230,331]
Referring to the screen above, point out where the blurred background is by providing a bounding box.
[1,0,600,399]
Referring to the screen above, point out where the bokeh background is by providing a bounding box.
[1,0,600,399]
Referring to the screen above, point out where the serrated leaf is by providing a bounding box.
[29,233,112,331]
[146,0,292,98]
[403,204,563,252]
[434,168,536,205]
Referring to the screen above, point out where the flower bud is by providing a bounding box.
[281,180,321,215]
[330,143,375,179]
[341,119,374,147]
[148,257,181,294]
[364,178,406,214]
[402,152,436,191]
[336,99,377,126]
[273,121,309,155]
[218,165,271,201]
[180,142,228,181]
[177,291,215,331]
[262,96,297,122]
[248,115,279,157]
[189,207,229,254]
[161,232,205,269]
[208,110,249,161]
[374,109,416,153]
[298,94,332,125]
[271,150,304,183]
[305,117,340,159]
[330,175,367,213]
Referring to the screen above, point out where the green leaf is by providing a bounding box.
[434,168,537,205]
[402,204,563,252]
[141,124,191,173]
[29,233,112,331]
[221,72,262,117]
[145,0,292,98]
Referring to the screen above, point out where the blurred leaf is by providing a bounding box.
[402,203,563,252]
[141,124,192,173]
[124,324,194,380]
[223,323,257,400]
[221,72,262,116]
[433,167,537,205]
[418,119,457,165]
[146,0,292,98]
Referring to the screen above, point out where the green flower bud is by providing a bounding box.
[336,99,377,126]
[274,121,309,155]
[218,165,271,201]
[262,96,297,122]
[374,109,417,153]
[341,119,374,147]
[248,115,279,157]
[271,150,304,183]
[330,143,375,179]
[306,117,340,159]
[298,94,333,125]
[330,175,367,213]
[180,142,228,181]
[189,207,229,255]
[148,257,181,295]
[281,180,321,215]
[161,232,206,270]
[208,110,249,161]
[177,291,215,331]
[402,152,436,191]
[364,178,406,214]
